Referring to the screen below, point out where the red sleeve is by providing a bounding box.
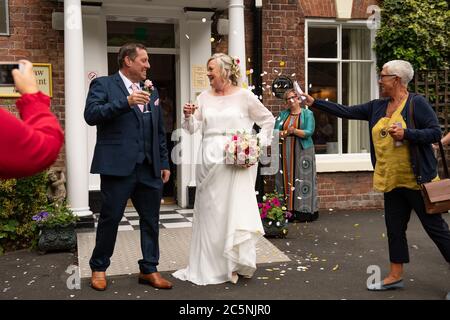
[0,92,64,179]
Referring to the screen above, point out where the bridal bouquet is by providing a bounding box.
[224,131,261,167]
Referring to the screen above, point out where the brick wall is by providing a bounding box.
[259,0,383,210]
[0,0,65,169]
[318,172,383,210]
[298,0,379,18]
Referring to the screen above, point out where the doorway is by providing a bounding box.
[106,21,178,204]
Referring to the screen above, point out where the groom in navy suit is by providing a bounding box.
[84,43,172,291]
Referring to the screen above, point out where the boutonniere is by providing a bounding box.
[143,79,154,94]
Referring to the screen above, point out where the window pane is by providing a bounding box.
[308,27,337,58]
[342,62,372,153]
[107,21,175,48]
[0,0,8,35]
[308,62,338,154]
[342,28,371,60]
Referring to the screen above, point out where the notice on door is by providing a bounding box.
[192,65,208,90]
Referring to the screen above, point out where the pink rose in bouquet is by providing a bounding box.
[224,131,261,167]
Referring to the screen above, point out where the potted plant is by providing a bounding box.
[258,192,292,238]
[32,201,79,253]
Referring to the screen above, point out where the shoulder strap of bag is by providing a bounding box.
[438,140,449,178]
[409,94,449,179]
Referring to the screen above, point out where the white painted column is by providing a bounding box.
[228,0,247,85]
[82,7,108,192]
[177,11,213,208]
[64,0,92,217]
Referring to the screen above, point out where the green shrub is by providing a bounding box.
[0,172,48,255]
[374,0,450,70]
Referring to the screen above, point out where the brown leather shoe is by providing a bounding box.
[90,271,107,291]
[138,272,173,289]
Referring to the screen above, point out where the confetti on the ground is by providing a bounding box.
[332,264,339,271]
[324,228,329,232]
[202,18,206,23]
[329,208,334,211]
[210,37,215,42]
[382,233,385,238]
[279,61,285,67]
[185,34,190,39]
[354,224,359,227]
[291,73,296,77]
[412,245,419,250]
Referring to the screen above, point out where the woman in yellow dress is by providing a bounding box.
[301,60,450,296]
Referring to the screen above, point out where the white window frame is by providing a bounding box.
[0,0,9,36]
[305,19,378,172]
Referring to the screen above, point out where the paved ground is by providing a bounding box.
[0,210,449,304]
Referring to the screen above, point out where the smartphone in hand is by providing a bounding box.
[0,62,20,87]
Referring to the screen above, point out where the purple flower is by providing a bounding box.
[32,211,49,222]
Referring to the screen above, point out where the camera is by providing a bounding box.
[0,62,23,86]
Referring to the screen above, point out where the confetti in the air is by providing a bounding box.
[279,61,285,67]
[185,34,190,39]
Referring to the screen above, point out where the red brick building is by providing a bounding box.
[0,0,383,215]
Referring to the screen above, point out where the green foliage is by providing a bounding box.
[374,0,450,70]
[0,172,48,254]
[32,201,79,229]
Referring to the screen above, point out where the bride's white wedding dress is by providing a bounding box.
[172,88,275,285]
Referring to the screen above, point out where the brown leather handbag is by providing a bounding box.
[420,141,450,214]
[409,95,450,214]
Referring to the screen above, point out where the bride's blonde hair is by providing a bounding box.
[207,53,241,86]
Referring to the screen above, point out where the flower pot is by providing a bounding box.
[262,219,288,238]
[37,224,77,253]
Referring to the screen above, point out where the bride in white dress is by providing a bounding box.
[172,53,275,285]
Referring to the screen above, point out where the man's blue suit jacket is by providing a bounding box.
[84,72,170,177]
